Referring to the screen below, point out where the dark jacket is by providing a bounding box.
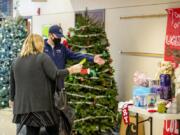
[44,40,94,88]
[10,53,69,115]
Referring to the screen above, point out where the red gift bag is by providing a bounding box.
[163,120,179,135]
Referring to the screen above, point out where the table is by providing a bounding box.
[129,106,180,135]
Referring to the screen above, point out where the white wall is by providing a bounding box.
[15,0,180,134]
[105,2,180,135]
[32,13,74,36]
[13,0,74,16]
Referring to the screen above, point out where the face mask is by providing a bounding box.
[52,38,61,45]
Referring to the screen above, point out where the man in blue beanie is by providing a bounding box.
[44,24,105,89]
[43,24,105,134]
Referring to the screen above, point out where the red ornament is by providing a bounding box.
[62,39,70,48]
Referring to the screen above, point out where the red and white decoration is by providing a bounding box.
[80,68,90,75]
[164,8,180,64]
[163,120,179,135]
[122,104,130,125]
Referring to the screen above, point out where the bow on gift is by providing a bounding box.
[133,71,149,87]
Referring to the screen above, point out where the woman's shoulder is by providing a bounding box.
[37,53,51,61]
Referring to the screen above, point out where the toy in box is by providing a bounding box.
[133,95,147,107]
[133,86,151,107]
[150,85,171,100]
[146,93,156,108]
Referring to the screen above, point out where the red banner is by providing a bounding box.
[163,120,179,135]
[164,8,180,63]
[122,104,130,125]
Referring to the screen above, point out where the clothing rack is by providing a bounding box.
[120,51,163,58]
[120,13,167,19]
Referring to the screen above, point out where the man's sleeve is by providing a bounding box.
[65,47,94,62]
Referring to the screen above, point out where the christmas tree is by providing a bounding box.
[65,13,117,135]
[0,17,27,108]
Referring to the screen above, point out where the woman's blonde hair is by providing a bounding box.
[20,34,44,57]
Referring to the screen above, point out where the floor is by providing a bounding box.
[0,108,16,135]
[0,108,48,135]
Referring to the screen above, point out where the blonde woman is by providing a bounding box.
[9,34,82,135]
